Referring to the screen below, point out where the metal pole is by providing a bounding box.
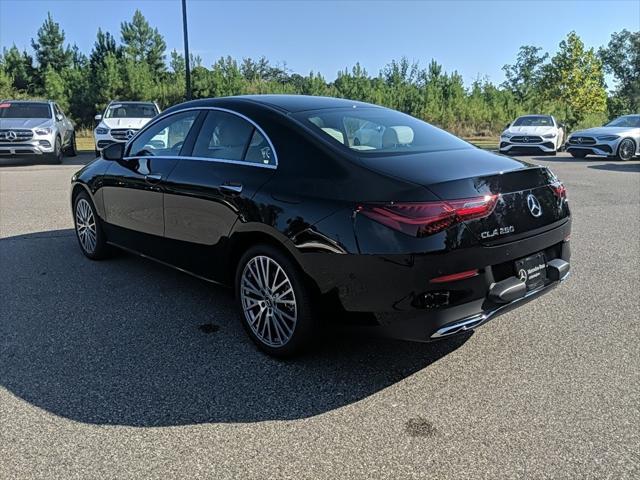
[181,0,192,101]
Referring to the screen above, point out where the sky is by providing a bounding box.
[0,0,638,86]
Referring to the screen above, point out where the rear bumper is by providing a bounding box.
[299,219,571,342]
[372,263,569,342]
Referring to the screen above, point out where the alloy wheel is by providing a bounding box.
[240,255,297,347]
[619,139,635,161]
[75,198,97,254]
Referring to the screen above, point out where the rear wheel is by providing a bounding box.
[235,245,316,357]
[616,138,636,161]
[569,150,587,158]
[73,191,109,260]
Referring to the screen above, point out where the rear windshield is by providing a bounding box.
[0,102,51,119]
[105,103,158,119]
[512,116,554,127]
[294,107,471,155]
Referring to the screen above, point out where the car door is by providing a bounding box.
[101,110,200,256]
[163,108,277,280]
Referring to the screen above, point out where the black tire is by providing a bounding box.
[73,191,110,260]
[66,132,78,157]
[95,148,100,158]
[235,244,317,357]
[569,150,587,158]
[616,138,636,161]
[48,136,63,164]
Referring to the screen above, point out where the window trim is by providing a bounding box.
[124,106,278,169]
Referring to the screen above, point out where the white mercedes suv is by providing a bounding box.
[94,101,160,156]
[0,100,76,163]
[499,115,565,156]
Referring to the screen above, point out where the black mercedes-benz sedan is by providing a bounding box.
[71,95,571,356]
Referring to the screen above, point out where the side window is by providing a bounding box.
[128,111,198,157]
[244,129,275,165]
[193,111,253,161]
[53,104,62,119]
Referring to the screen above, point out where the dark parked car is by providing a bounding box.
[71,95,571,356]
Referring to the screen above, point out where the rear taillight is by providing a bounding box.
[551,182,567,200]
[357,194,498,237]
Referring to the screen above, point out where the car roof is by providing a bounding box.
[108,101,156,105]
[1,100,51,104]
[174,95,377,113]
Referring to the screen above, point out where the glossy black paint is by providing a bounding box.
[71,95,571,341]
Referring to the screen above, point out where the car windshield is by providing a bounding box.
[105,103,158,119]
[295,107,470,155]
[0,102,51,119]
[512,116,554,127]
[605,115,640,128]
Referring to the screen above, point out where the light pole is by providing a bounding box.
[181,0,192,100]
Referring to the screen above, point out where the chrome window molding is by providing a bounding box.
[122,154,277,169]
[124,106,279,169]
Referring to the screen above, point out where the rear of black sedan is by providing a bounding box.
[71,95,570,357]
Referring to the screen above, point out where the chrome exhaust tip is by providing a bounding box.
[430,314,487,339]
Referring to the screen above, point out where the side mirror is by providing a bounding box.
[103,142,124,161]
[94,114,102,121]
[505,123,511,130]
[56,113,64,121]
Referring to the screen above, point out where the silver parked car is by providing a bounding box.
[566,114,640,161]
[0,100,76,164]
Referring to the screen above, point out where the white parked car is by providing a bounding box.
[499,115,565,156]
[565,114,640,161]
[94,101,160,156]
[0,100,76,163]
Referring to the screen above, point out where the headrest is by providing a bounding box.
[309,116,325,128]
[321,127,344,144]
[382,126,414,147]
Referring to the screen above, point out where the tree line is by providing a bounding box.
[0,10,637,135]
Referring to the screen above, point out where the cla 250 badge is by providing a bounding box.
[481,225,515,239]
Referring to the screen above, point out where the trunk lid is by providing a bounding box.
[357,148,570,244]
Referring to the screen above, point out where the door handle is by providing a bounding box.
[220,182,243,194]
[145,173,162,184]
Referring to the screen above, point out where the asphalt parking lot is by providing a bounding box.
[1,152,639,479]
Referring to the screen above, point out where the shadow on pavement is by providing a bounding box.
[588,163,640,173]
[0,151,94,167]
[0,229,469,426]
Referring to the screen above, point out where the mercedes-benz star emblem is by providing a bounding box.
[518,268,528,283]
[523,136,529,143]
[576,137,583,144]
[6,130,17,141]
[527,194,543,218]
[125,129,135,140]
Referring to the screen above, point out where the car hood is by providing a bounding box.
[0,118,53,129]
[571,126,637,136]
[355,146,533,187]
[101,118,154,129]
[506,125,557,135]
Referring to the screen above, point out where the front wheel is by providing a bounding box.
[235,245,317,357]
[48,137,63,164]
[73,191,109,260]
[66,132,78,157]
[616,138,636,161]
